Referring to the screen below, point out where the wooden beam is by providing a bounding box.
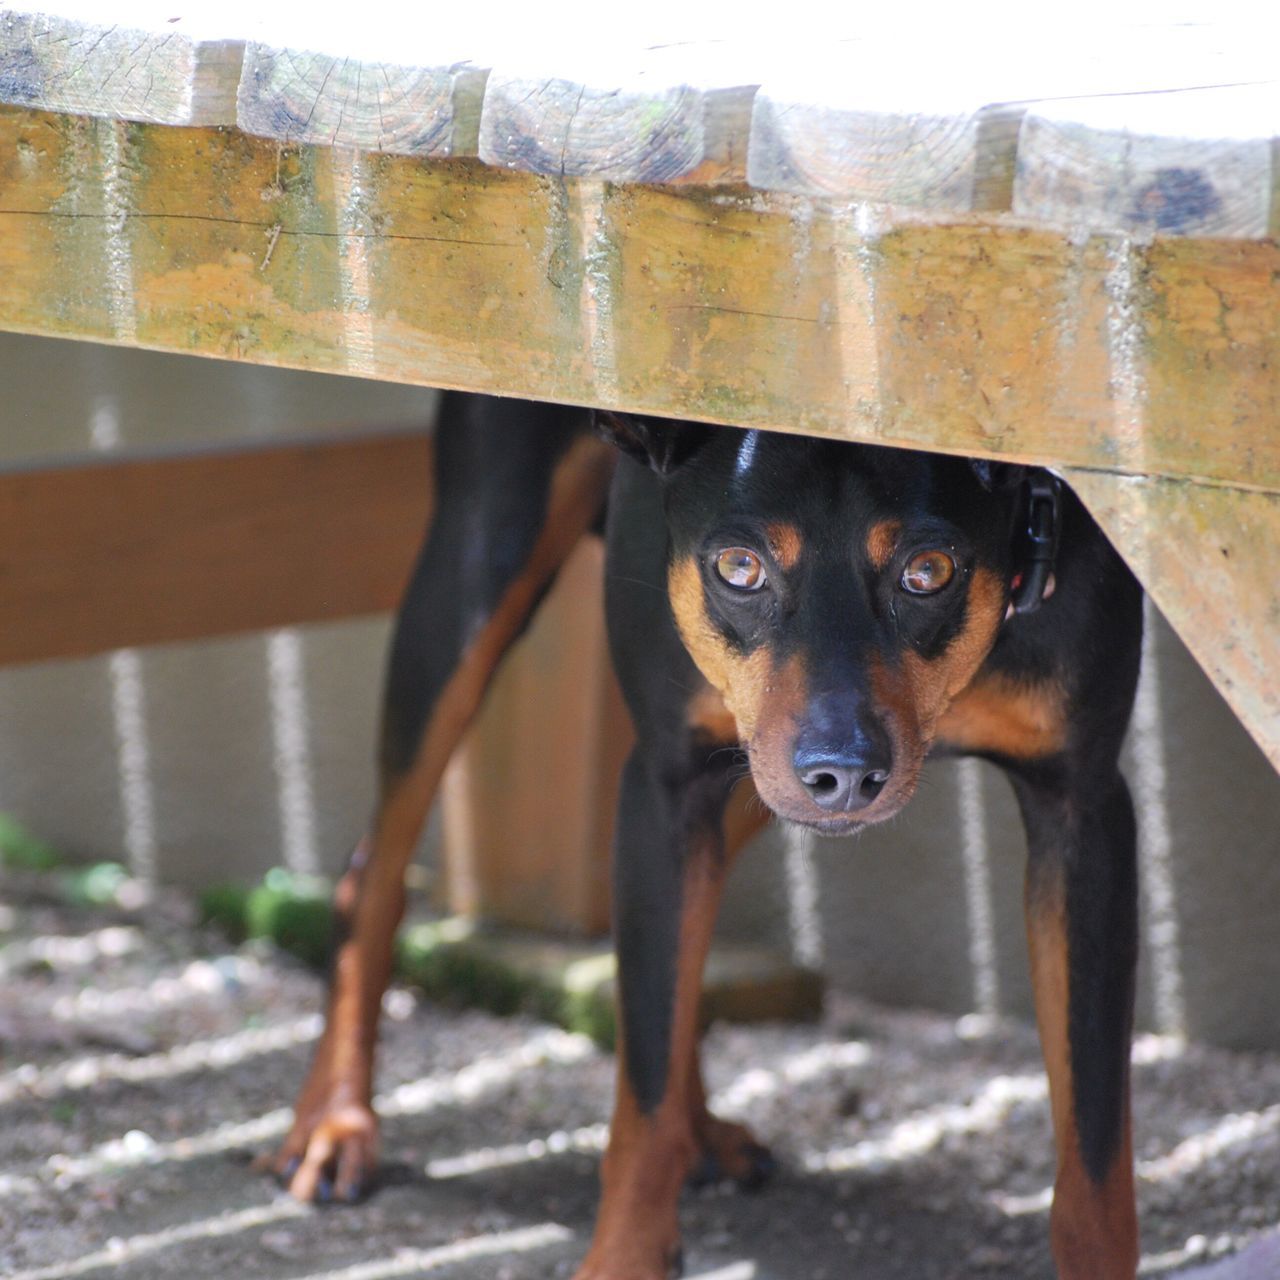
[1065,470,1280,773]
[236,46,488,157]
[479,72,709,183]
[0,432,432,665]
[477,45,758,185]
[1014,84,1280,240]
[744,30,1279,221]
[5,12,1274,230]
[0,101,1275,765]
[0,108,1275,494]
[0,9,242,126]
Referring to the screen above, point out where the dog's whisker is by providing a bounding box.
[604,572,668,597]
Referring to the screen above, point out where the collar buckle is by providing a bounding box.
[1011,473,1062,616]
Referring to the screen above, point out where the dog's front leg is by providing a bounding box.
[1018,767,1140,1279]
[576,753,748,1280]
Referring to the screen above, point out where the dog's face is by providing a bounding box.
[603,416,1019,834]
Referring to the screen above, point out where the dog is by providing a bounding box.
[267,393,1144,1280]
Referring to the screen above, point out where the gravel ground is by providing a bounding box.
[2,867,1279,1280]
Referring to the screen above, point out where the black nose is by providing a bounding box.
[794,746,891,812]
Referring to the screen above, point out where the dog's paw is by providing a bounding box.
[571,1243,683,1280]
[260,1100,379,1204]
[689,1114,776,1191]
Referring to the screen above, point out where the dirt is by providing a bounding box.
[2,867,1278,1280]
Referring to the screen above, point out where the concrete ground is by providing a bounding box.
[2,867,1279,1280]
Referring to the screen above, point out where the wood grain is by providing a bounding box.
[0,432,432,665]
[747,80,1022,208]
[0,12,1273,236]
[237,45,488,156]
[480,73,707,182]
[0,11,1276,235]
[1015,85,1279,240]
[478,43,760,184]
[0,9,241,125]
[2,107,1275,493]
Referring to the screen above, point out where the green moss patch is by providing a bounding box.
[200,869,823,1050]
[200,868,333,969]
[396,918,619,1046]
[0,813,60,871]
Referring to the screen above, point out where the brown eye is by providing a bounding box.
[901,550,955,595]
[715,547,767,591]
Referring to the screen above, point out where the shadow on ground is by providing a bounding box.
[2,868,1278,1279]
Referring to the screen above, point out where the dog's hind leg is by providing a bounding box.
[267,393,615,1203]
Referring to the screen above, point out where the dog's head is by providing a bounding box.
[600,413,1023,834]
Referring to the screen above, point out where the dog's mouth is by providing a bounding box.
[765,787,914,833]
[786,814,872,838]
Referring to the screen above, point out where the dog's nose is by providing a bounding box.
[794,747,891,812]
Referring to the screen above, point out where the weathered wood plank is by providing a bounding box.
[1065,470,1280,772]
[0,432,432,665]
[1,107,1275,495]
[478,43,760,184]
[480,74,707,183]
[0,8,242,125]
[747,50,1022,209]
[744,26,1276,214]
[0,9,1276,236]
[237,46,487,157]
[1015,84,1280,240]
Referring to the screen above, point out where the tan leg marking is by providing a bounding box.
[1027,872,1138,1280]
[274,435,615,1202]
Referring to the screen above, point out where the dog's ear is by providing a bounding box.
[969,459,1027,491]
[594,410,714,476]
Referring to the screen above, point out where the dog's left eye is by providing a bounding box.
[900,550,955,595]
[714,547,767,591]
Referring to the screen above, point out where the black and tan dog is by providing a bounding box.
[267,393,1144,1280]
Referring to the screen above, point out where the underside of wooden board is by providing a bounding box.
[0,432,432,665]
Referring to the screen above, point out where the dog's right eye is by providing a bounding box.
[714,547,767,591]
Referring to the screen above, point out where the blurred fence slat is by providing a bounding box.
[0,432,432,665]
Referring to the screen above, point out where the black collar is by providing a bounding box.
[1009,472,1062,616]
